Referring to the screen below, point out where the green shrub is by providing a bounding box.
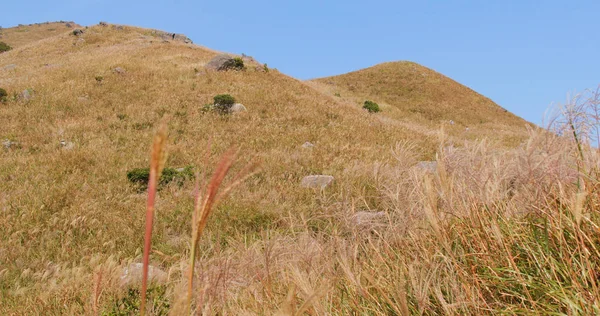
[201,103,214,113]
[0,88,7,103]
[223,57,245,71]
[126,166,194,188]
[363,100,381,113]
[0,42,12,53]
[263,63,269,73]
[213,94,236,114]
[106,285,170,315]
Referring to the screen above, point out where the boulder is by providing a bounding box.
[113,67,126,74]
[301,142,314,149]
[99,21,108,26]
[301,175,334,189]
[2,139,17,150]
[20,89,33,101]
[120,263,167,286]
[230,103,247,113]
[60,140,74,150]
[72,29,84,36]
[205,54,235,71]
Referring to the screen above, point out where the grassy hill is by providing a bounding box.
[309,61,531,146]
[0,21,81,49]
[1,22,598,315]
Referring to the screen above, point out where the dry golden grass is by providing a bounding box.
[3,22,594,315]
[0,21,81,49]
[309,61,532,147]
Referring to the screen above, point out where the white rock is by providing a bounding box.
[113,67,126,74]
[301,175,334,189]
[230,103,247,113]
[301,142,314,149]
[21,89,32,101]
[60,140,74,150]
[3,139,15,150]
[120,263,167,286]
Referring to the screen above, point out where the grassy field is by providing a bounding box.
[2,22,597,315]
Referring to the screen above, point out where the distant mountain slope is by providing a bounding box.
[0,21,81,48]
[309,61,530,146]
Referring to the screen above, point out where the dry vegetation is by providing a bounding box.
[2,22,597,315]
[0,21,81,48]
[309,62,531,147]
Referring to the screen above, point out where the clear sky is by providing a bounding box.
[3,1,599,125]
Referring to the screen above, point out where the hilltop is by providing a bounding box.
[3,21,595,315]
[0,21,81,48]
[309,61,531,146]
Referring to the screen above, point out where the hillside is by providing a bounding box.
[309,61,530,146]
[3,22,595,315]
[0,21,440,312]
[0,21,81,48]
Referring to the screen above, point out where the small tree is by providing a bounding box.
[363,100,381,113]
[0,88,7,103]
[0,42,12,53]
[213,94,236,114]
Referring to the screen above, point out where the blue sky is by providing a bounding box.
[3,1,599,125]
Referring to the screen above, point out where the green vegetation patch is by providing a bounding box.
[126,166,194,188]
[213,94,236,114]
[363,100,380,113]
[0,41,12,53]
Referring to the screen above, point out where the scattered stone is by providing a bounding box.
[120,263,167,286]
[65,23,73,28]
[302,142,315,149]
[415,161,437,173]
[77,96,89,103]
[113,67,126,74]
[20,89,33,101]
[151,30,192,43]
[72,29,84,36]
[60,140,74,150]
[350,211,387,228]
[205,54,235,71]
[3,64,16,71]
[449,120,455,125]
[301,175,334,189]
[99,21,108,26]
[2,139,18,150]
[230,103,247,113]
[113,25,124,30]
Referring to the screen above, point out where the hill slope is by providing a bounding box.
[0,22,542,313]
[309,61,530,146]
[0,21,81,48]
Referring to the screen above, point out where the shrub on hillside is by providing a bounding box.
[0,41,12,53]
[222,57,245,71]
[213,94,236,114]
[127,166,194,188]
[0,88,7,103]
[363,100,380,113]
